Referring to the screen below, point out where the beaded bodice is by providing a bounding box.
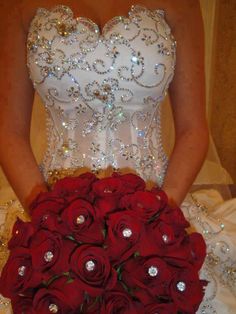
[27,4,177,186]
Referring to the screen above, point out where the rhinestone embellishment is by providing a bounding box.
[49,303,59,313]
[85,260,95,271]
[104,187,113,193]
[122,228,132,237]
[44,251,54,262]
[18,266,26,276]
[76,215,85,224]
[148,265,158,277]
[162,234,169,243]
[26,4,176,188]
[177,281,186,292]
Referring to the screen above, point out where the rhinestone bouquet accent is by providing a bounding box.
[0,172,207,313]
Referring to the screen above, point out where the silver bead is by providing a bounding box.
[44,251,54,262]
[76,215,85,224]
[162,234,169,243]
[18,266,26,276]
[49,304,58,313]
[42,214,49,221]
[122,228,132,238]
[137,130,145,137]
[177,281,186,292]
[103,187,113,193]
[148,265,158,277]
[85,260,95,271]
[106,103,113,109]
[131,56,139,64]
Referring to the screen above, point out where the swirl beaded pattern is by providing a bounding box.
[26,4,177,186]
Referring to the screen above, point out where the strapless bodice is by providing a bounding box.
[26,4,177,186]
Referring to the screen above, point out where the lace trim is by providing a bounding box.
[185,194,236,297]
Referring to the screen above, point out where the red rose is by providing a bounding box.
[170,268,207,313]
[119,173,146,193]
[33,276,84,312]
[92,177,124,198]
[144,302,177,314]
[78,171,98,184]
[122,256,172,296]
[8,218,35,250]
[12,296,36,314]
[159,205,190,229]
[81,296,102,313]
[150,186,169,207]
[139,221,187,258]
[30,196,66,227]
[70,244,117,297]
[120,191,163,221]
[30,230,76,279]
[92,177,125,217]
[30,192,66,213]
[31,210,64,232]
[60,198,104,244]
[188,232,207,270]
[52,172,97,201]
[0,248,41,299]
[105,210,144,264]
[100,285,144,314]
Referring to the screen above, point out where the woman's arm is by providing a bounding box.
[162,0,209,205]
[0,3,48,211]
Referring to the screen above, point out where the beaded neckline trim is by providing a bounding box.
[33,3,166,36]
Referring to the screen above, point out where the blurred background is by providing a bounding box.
[202,0,236,183]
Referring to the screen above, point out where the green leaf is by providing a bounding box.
[102,228,107,238]
[66,235,76,241]
[147,212,160,223]
[134,251,140,258]
[120,281,129,292]
[66,278,74,284]
[88,296,101,309]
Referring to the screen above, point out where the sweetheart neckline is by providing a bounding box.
[34,3,166,36]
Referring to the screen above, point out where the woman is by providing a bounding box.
[0,0,235,313]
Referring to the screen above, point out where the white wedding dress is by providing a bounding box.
[0,4,236,313]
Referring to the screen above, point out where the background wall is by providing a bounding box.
[209,0,236,183]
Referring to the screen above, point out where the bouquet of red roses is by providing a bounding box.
[0,172,207,313]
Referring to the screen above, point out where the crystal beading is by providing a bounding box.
[176,281,186,292]
[44,251,54,262]
[26,4,176,186]
[162,234,169,243]
[76,215,85,224]
[85,260,95,271]
[49,304,59,313]
[122,228,132,238]
[148,265,158,277]
[18,266,26,276]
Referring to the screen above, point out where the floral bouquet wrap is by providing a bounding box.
[0,172,207,313]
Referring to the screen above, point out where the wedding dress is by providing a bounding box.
[0,4,236,313]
